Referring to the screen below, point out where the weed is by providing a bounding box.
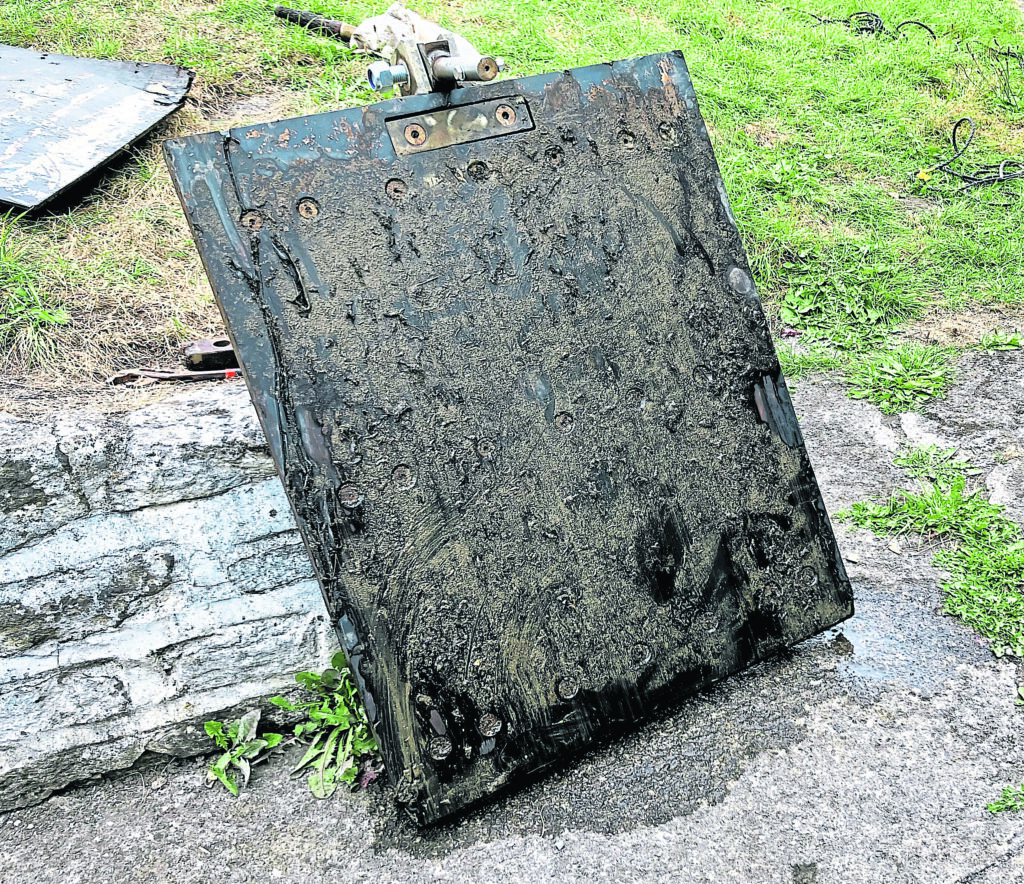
[776,250,920,344]
[988,782,1024,813]
[204,709,284,796]
[271,653,380,798]
[204,655,380,798]
[975,329,1022,350]
[846,344,952,413]
[893,445,979,485]
[843,450,1024,656]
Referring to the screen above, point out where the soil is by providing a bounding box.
[899,303,1024,348]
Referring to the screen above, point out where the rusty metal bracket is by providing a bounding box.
[107,367,242,386]
[386,95,533,155]
[182,336,239,371]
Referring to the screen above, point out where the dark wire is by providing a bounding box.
[809,11,937,40]
[806,16,1020,200]
[923,117,1024,200]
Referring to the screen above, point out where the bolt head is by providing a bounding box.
[727,266,754,296]
[368,61,394,91]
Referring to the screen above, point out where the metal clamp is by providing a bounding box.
[369,39,500,96]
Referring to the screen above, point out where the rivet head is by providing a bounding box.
[545,146,564,166]
[385,178,408,199]
[394,778,419,804]
[727,267,754,296]
[630,643,653,667]
[338,485,364,509]
[553,412,574,433]
[427,735,453,761]
[404,123,427,146]
[240,211,263,232]
[495,104,516,126]
[392,464,416,490]
[619,130,636,148]
[556,673,581,701]
[478,713,502,737]
[467,161,490,181]
[296,197,320,219]
[476,439,496,460]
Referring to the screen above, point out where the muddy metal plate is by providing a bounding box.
[164,52,853,825]
[0,46,192,210]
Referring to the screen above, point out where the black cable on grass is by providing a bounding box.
[989,40,1024,62]
[917,117,1024,201]
[810,11,937,40]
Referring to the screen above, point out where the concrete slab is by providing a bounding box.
[1,352,1022,883]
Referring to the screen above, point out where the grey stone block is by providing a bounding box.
[0,384,334,811]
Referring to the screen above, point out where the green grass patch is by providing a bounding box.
[0,0,379,105]
[847,343,953,413]
[843,447,1024,656]
[0,215,69,368]
[988,782,1024,813]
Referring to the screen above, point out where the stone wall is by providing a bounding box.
[0,384,334,811]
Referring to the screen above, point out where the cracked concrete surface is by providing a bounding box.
[0,350,1022,883]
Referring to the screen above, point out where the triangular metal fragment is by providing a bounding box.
[0,46,192,210]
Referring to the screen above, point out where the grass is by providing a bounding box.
[847,343,953,413]
[975,329,1023,350]
[988,782,1024,813]
[781,329,1020,409]
[0,0,1022,401]
[843,447,1024,657]
[0,215,69,368]
[894,444,980,484]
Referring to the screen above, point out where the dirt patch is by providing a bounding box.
[793,214,860,240]
[742,119,788,148]
[210,93,301,127]
[898,303,1024,347]
[896,195,942,215]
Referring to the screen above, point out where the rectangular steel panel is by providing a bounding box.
[164,52,853,825]
[0,46,192,210]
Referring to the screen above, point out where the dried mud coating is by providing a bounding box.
[164,52,853,825]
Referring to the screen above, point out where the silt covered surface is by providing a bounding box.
[164,52,852,823]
